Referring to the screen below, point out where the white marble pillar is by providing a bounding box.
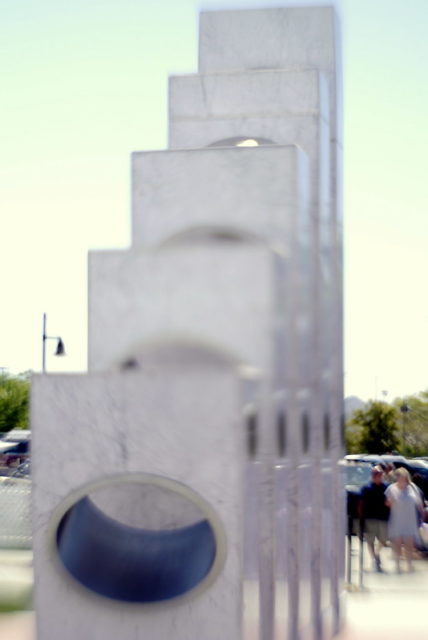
[31,368,245,640]
[32,6,343,640]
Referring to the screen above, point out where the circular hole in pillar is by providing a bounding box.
[52,474,226,604]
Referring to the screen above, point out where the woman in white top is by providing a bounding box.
[385,467,423,573]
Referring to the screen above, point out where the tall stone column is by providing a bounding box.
[31,7,343,640]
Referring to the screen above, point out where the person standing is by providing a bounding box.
[385,467,424,573]
[359,466,390,572]
[382,462,396,484]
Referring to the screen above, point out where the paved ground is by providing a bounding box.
[338,540,428,640]
[0,611,34,640]
[0,542,427,639]
[0,549,33,640]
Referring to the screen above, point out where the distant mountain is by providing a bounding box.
[344,396,366,420]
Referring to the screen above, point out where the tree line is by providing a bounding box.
[0,371,30,433]
[346,390,428,457]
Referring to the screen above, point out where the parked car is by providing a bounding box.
[0,431,31,468]
[1,430,31,442]
[340,460,372,534]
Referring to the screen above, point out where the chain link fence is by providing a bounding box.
[0,480,31,549]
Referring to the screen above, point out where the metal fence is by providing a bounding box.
[0,479,32,549]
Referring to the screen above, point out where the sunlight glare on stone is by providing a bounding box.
[236,139,259,147]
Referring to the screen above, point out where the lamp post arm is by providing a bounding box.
[42,313,65,372]
[42,313,47,373]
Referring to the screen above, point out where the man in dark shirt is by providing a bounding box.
[359,466,390,572]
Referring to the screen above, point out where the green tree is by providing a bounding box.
[393,392,428,457]
[0,372,30,433]
[344,421,363,454]
[348,401,400,454]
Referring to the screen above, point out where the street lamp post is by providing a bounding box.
[400,401,409,455]
[42,313,66,373]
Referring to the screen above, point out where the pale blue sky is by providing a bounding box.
[1,0,427,401]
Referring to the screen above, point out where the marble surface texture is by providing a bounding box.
[197,6,342,150]
[168,70,329,211]
[168,67,333,263]
[131,145,309,249]
[31,369,245,640]
[88,244,283,374]
[198,8,336,74]
[169,69,329,122]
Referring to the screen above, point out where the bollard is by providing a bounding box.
[346,515,353,586]
[358,518,365,590]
